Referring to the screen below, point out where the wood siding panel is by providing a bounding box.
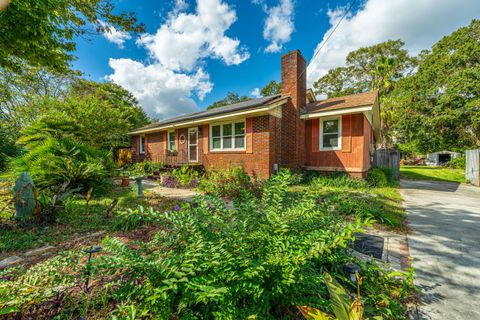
[305,113,368,173]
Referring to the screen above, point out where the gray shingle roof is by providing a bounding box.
[130,94,281,134]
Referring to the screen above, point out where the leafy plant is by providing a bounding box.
[13,114,115,192]
[447,155,466,169]
[307,173,369,189]
[366,169,393,188]
[113,205,163,231]
[299,273,383,320]
[171,166,199,188]
[199,164,263,198]
[128,161,164,176]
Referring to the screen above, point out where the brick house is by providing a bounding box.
[129,50,380,178]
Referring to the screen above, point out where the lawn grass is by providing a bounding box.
[288,175,405,230]
[0,183,180,255]
[400,165,465,183]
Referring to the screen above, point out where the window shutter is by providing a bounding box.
[203,124,209,154]
[311,119,319,152]
[342,114,352,153]
[246,118,253,153]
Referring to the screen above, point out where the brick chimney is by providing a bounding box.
[281,50,307,110]
[280,50,307,170]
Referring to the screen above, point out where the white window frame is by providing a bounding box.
[209,119,246,151]
[139,135,145,154]
[167,130,176,151]
[188,127,198,162]
[320,116,342,151]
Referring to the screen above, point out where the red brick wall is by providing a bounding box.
[204,115,275,178]
[280,50,306,171]
[305,113,371,176]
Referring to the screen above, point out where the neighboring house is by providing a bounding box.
[129,50,381,178]
[426,151,462,166]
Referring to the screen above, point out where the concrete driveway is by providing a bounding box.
[400,180,480,320]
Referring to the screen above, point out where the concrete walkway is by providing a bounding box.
[400,180,480,320]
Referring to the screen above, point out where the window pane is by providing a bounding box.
[168,132,175,150]
[223,137,232,148]
[212,125,221,137]
[223,123,232,136]
[323,120,339,134]
[212,137,221,149]
[235,136,245,148]
[323,134,339,148]
[234,122,245,135]
[189,146,197,161]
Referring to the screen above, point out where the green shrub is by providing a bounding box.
[113,205,164,231]
[128,160,164,176]
[172,166,200,187]
[13,136,114,192]
[12,115,115,193]
[198,164,261,198]
[307,172,369,189]
[447,155,465,169]
[0,170,415,318]
[366,168,392,188]
[95,170,366,319]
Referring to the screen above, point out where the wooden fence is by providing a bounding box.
[373,149,400,180]
[466,149,480,186]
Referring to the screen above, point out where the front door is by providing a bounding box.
[188,127,198,162]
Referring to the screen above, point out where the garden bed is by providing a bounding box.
[0,185,181,256]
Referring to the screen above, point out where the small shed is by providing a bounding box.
[426,151,462,166]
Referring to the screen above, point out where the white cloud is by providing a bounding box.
[256,0,294,53]
[137,0,249,72]
[100,21,132,48]
[307,0,480,87]
[108,58,212,119]
[250,87,261,98]
[106,0,249,118]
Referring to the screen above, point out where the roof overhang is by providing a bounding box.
[300,105,373,119]
[301,103,381,143]
[129,97,288,135]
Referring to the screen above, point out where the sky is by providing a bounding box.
[72,0,480,120]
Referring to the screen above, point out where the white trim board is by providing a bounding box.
[129,98,287,135]
[301,105,373,119]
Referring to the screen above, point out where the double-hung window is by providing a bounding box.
[210,120,245,151]
[139,135,145,154]
[167,130,176,151]
[320,117,342,150]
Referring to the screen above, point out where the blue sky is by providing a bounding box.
[71,0,480,120]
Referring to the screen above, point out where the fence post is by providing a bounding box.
[466,149,480,186]
[373,149,400,180]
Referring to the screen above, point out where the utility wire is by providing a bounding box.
[298,0,359,81]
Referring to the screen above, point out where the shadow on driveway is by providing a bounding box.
[400,180,480,320]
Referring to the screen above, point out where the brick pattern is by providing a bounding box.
[204,115,274,178]
[280,50,307,171]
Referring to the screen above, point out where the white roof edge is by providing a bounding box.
[300,105,373,119]
[129,97,288,135]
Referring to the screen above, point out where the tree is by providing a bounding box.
[391,20,480,153]
[207,92,251,110]
[260,80,282,96]
[0,66,76,130]
[70,80,149,130]
[14,113,115,191]
[30,81,150,150]
[0,0,145,73]
[313,40,417,146]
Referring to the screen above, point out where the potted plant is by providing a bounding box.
[120,169,131,187]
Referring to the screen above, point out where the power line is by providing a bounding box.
[298,0,359,81]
